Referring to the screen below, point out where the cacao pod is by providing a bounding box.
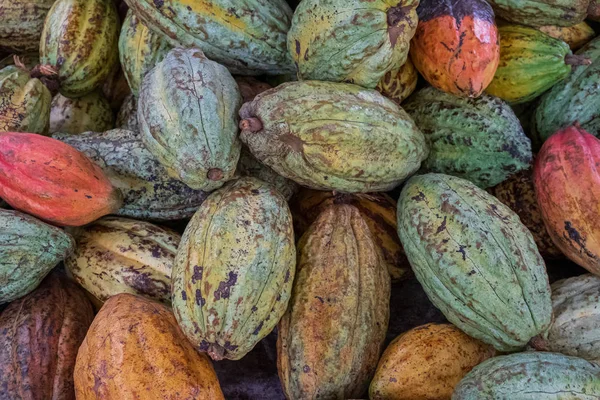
[74,293,225,399]
[398,173,552,352]
[538,22,595,51]
[376,59,418,105]
[49,91,114,135]
[278,204,390,399]
[138,47,242,191]
[0,0,56,53]
[239,80,428,193]
[0,132,122,226]
[115,93,138,131]
[486,0,589,27]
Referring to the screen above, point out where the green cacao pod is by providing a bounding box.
[118,11,172,97]
[172,177,296,361]
[486,0,589,27]
[278,204,390,399]
[49,91,114,135]
[397,173,552,352]
[116,93,138,131]
[534,36,600,142]
[55,129,209,221]
[239,81,428,193]
[288,0,419,89]
[123,0,294,75]
[453,352,600,399]
[404,86,532,188]
[65,217,179,306]
[39,0,119,98]
[0,65,51,134]
[0,209,74,304]
[0,0,56,53]
[139,47,242,191]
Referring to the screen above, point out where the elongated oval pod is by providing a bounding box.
[0,0,56,53]
[487,0,589,27]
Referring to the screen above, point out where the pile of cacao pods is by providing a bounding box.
[3,0,600,398]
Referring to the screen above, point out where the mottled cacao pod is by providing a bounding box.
[376,59,418,105]
[0,272,94,400]
[278,204,390,399]
[49,91,114,135]
[234,76,273,103]
[139,48,242,191]
[0,0,56,53]
[115,93,138,131]
[538,22,595,51]
[74,293,225,399]
[487,0,589,27]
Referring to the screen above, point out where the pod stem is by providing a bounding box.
[13,55,27,70]
[208,344,226,361]
[239,117,263,133]
[565,54,592,66]
[528,335,549,351]
[30,64,60,95]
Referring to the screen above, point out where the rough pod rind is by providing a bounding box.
[397,173,552,352]
[115,93,138,131]
[74,293,225,399]
[534,125,600,275]
[277,204,390,399]
[172,177,296,361]
[49,91,114,135]
[486,0,589,27]
[0,272,95,400]
[452,352,600,399]
[55,129,208,221]
[239,80,428,193]
[0,132,123,226]
[138,47,242,191]
[0,0,55,53]
[538,22,595,51]
[65,217,180,306]
[39,0,119,98]
[369,323,496,400]
[404,86,532,188]
[123,0,294,75]
[376,59,418,105]
[288,0,419,89]
[0,209,74,304]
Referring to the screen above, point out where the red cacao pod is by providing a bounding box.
[0,132,122,226]
[534,125,600,275]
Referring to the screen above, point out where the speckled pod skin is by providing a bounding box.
[0,209,74,304]
[369,323,496,400]
[398,173,552,352]
[487,0,589,27]
[123,0,294,75]
[288,0,419,89]
[139,48,242,191]
[0,272,94,400]
[452,352,600,399]
[534,37,600,143]
[404,87,532,188]
[239,81,428,193]
[39,0,119,98]
[534,126,600,275]
[411,0,499,97]
[486,25,578,104]
[65,217,180,306]
[376,59,418,105]
[277,204,390,399]
[172,177,296,361]
[55,129,209,221]
[0,0,56,53]
[538,22,595,51]
[0,66,51,134]
[118,11,172,97]
[74,294,225,400]
[49,91,114,135]
[115,93,138,131]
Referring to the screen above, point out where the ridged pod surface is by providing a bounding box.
[398,173,552,352]
[115,93,138,131]
[288,0,419,89]
[404,86,532,188]
[39,0,119,98]
[55,129,208,221]
[411,0,499,97]
[0,209,74,304]
[369,323,496,400]
[0,272,94,400]
[118,11,172,96]
[65,217,180,306]
[172,177,296,361]
[0,132,122,226]
[239,81,428,193]
[290,189,410,281]
[0,0,56,53]
[486,0,589,27]
[452,352,600,399]
[534,126,600,275]
[0,65,51,134]
[123,0,294,75]
[376,59,418,105]
[49,91,114,135]
[278,204,390,399]
[139,48,242,191]
[74,294,225,399]
[538,22,595,51]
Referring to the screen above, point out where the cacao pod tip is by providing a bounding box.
[207,168,224,181]
[207,344,226,361]
[564,54,592,66]
[528,335,549,351]
[240,117,263,133]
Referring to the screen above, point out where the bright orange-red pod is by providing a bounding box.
[534,125,600,275]
[410,0,499,97]
[0,132,122,226]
